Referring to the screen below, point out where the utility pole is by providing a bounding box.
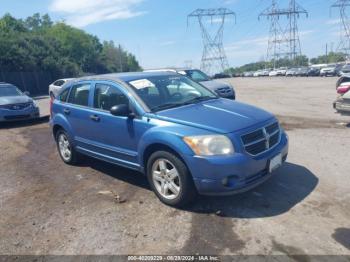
[188,8,236,76]
[259,0,308,68]
[331,0,350,57]
[288,0,308,63]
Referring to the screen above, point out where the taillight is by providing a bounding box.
[337,85,350,94]
[50,95,54,117]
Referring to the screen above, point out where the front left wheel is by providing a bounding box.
[147,151,197,207]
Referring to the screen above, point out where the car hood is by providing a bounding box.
[199,80,231,91]
[153,99,274,134]
[0,96,32,106]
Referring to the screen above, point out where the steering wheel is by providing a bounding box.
[170,92,183,101]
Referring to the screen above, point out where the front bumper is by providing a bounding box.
[0,106,40,122]
[184,132,289,195]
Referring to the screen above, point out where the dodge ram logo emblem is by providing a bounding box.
[263,128,270,149]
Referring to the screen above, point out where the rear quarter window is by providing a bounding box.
[54,80,65,86]
[59,88,70,102]
[68,83,91,107]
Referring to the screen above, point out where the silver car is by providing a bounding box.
[334,76,350,115]
[145,68,236,100]
[0,82,40,122]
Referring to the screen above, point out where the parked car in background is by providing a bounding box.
[213,73,231,79]
[276,68,287,76]
[307,67,320,77]
[49,78,75,98]
[0,82,40,122]
[50,72,289,207]
[260,69,271,77]
[269,70,279,77]
[320,65,342,77]
[320,66,336,77]
[296,67,309,77]
[286,68,299,77]
[145,68,236,100]
[339,64,350,76]
[334,76,350,115]
[253,70,263,77]
[243,71,254,77]
[254,69,270,77]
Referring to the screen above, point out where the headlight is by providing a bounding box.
[183,135,234,156]
[31,101,37,107]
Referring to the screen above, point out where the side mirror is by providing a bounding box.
[24,91,30,96]
[110,104,134,118]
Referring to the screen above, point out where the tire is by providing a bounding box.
[146,151,197,207]
[55,129,79,165]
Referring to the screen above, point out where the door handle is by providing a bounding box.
[90,114,100,122]
[63,108,70,115]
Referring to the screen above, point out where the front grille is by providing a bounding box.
[241,121,281,156]
[1,103,32,110]
[216,87,232,95]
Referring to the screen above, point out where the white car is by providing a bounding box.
[276,68,287,76]
[253,71,262,77]
[260,70,271,76]
[269,70,279,77]
[320,67,336,77]
[49,78,74,98]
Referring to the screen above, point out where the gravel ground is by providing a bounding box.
[0,77,349,256]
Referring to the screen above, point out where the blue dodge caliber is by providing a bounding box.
[51,72,288,207]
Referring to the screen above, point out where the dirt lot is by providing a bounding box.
[0,77,349,256]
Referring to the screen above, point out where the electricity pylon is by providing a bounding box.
[331,0,350,56]
[259,0,308,68]
[188,8,235,75]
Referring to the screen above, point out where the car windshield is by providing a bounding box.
[127,75,218,112]
[184,70,211,82]
[0,85,22,97]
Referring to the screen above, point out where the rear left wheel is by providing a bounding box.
[56,129,79,165]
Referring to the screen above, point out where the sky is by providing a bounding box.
[0,0,344,69]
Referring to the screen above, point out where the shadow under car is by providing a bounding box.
[82,157,318,217]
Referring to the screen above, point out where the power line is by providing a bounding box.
[331,0,350,56]
[259,0,308,68]
[187,8,236,75]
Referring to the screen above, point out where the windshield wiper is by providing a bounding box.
[183,96,218,105]
[151,96,218,112]
[151,103,184,112]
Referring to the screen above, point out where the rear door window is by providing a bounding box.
[68,83,91,107]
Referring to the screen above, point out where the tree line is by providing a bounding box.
[226,52,348,74]
[0,13,141,80]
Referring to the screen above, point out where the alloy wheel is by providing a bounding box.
[58,133,72,162]
[151,159,181,200]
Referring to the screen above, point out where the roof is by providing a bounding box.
[77,71,180,83]
[0,82,15,87]
[144,68,193,73]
